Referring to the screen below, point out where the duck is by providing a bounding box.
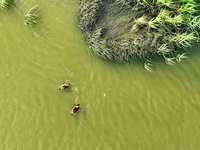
[59,82,70,90]
[71,104,80,116]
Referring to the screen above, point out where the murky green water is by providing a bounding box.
[1,0,200,150]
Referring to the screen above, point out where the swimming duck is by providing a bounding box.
[59,82,70,90]
[71,104,80,116]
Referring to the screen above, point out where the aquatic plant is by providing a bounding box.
[24,5,40,26]
[1,0,15,10]
[77,0,200,64]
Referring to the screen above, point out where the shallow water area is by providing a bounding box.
[1,0,200,150]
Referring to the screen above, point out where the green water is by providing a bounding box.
[1,0,200,150]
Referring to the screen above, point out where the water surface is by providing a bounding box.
[0,0,200,150]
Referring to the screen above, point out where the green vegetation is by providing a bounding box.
[78,0,200,69]
[1,0,15,10]
[24,5,40,26]
[1,1,41,27]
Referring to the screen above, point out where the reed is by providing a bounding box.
[178,2,197,14]
[158,44,172,55]
[131,15,148,31]
[176,53,188,62]
[24,5,40,26]
[164,57,176,65]
[144,59,153,72]
[157,0,177,9]
[172,32,197,47]
[77,0,200,63]
[189,16,200,31]
[1,0,15,10]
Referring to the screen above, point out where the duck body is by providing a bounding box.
[71,104,80,116]
[59,82,70,90]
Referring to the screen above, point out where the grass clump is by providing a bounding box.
[1,0,15,11]
[77,0,200,66]
[24,5,40,26]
